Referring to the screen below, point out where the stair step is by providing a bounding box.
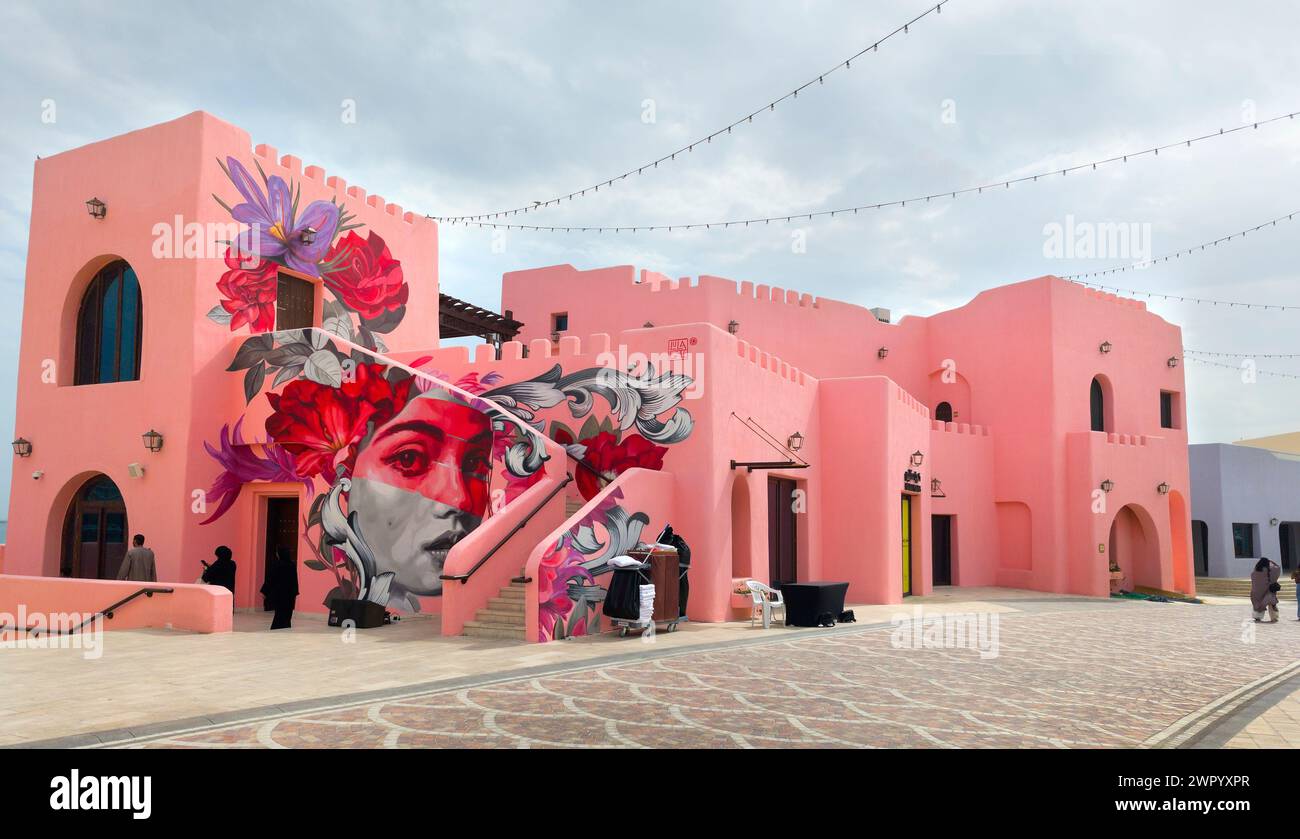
[497,586,527,600]
[1195,578,1297,600]
[473,610,526,627]
[565,498,584,516]
[487,597,525,613]
[463,621,526,640]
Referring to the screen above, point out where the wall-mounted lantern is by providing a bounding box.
[85,197,107,219]
[1270,517,1280,527]
[727,320,740,335]
[11,437,32,458]
[787,432,804,452]
[930,477,946,498]
[1156,482,1170,495]
[142,429,164,453]
[1166,356,1179,368]
[1100,478,1114,493]
[1099,340,1112,354]
[877,347,889,360]
[299,226,318,245]
[910,450,924,467]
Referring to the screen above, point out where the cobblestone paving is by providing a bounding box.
[121,603,1299,749]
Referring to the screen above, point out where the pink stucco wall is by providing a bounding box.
[0,574,231,633]
[5,112,1195,643]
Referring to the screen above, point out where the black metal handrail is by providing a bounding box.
[440,474,573,584]
[0,586,175,636]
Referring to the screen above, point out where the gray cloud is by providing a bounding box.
[1,0,1297,514]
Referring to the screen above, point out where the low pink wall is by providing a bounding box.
[0,574,232,633]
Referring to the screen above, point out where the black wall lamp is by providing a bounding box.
[930,477,946,498]
[85,197,107,219]
[877,347,889,359]
[1156,482,1170,495]
[1167,356,1179,368]
[299,226,318,245]
[1100,478,1114,493]
[910,450,924,466]
[727,320,740,335]
[142,429,164,452]
[787,432,804,452]
[1099,340,1113,354]
[11,437,32,457]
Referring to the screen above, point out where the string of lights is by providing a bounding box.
[1184,349,1300,360]
[1066,278,1300,311]
[431,2,951,223]
[1060,209,1298,280]
[1185,357,1300,380]
[432,109,1300,233]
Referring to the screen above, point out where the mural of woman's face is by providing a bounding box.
[348,394,492,597]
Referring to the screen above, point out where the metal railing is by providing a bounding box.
[439,474,573,584]
[0,586,175,636]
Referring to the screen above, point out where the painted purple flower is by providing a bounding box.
[224,156,339,276]
[201,418,315,524]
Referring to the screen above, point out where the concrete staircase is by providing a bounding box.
[462,578,528,640]
[1195,577,1297,601]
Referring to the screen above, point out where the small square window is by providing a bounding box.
[551,312,568,333]
[1232,523,1257,558]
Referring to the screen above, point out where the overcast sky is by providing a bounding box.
[0,0,1297,514]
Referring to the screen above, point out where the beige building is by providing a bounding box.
[1234,432,1300,456]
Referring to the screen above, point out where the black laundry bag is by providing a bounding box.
[662,525,691,618]
[602,568,642,621]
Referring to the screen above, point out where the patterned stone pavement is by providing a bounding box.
[111,601,1300,749]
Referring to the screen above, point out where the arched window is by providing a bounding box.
[935,401,954,423]
[1090,377,1106,432]
[75,260,142,385]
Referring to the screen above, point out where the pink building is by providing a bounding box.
[2,113,1195,641]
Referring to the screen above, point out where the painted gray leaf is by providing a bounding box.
[304,349,344,387]
[324,315,354,344]
[272,363,304,388]
[206,304,233,325]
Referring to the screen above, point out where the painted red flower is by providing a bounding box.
[575,431,668,500]
[321,230,408,321]
[216,247,278,332]
[265,363,413,482]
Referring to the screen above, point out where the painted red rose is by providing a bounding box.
[321,231,408,321]
[575,431,668,500]
[216,247,278,333]
[265,363,413,482]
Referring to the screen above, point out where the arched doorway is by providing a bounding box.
[730,475,752,579]
[60,475,128,579]
[1108,504,1160,590]
[935,401,954,423]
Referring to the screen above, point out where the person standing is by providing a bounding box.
[201,545,237,595]
[1250,557,1281,623]
[260,546,299,630]
[116,534,157,582]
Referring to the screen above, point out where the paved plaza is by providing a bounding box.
[4,589,1297,749]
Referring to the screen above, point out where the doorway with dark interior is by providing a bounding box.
[1280,522,1299,572]
[767,477,798,586]
[263,497,300,610]
[1191,520,1209,576]
[932,514,953,586]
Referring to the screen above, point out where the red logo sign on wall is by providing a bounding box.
[667,337,697,356]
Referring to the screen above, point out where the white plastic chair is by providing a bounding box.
[745,580,785,629]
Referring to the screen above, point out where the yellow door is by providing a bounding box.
[901,495,912,596]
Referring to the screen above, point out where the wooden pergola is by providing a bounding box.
[438,293,524,354]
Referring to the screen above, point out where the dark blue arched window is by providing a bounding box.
[75,261,142,385]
